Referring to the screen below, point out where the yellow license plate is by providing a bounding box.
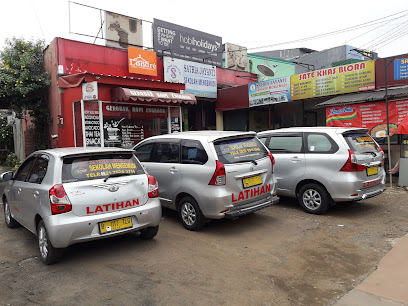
[367,166,378,176]
[99,217,132,234]
[243,175,262,188]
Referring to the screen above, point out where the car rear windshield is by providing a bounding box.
[214,137,268,164]
[343,133,380,154]
[62,153,145,183]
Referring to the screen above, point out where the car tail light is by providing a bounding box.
[340,150,366,172]
[378,146,385,166]
[268,152,275,173]
[49,184,72,215]
[209,161,226,186]
[148,175,159,198]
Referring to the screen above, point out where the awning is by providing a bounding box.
[317,86,408,106]
[112,87,196,104]
[58,73,86,88]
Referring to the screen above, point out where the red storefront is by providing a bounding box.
[44,38,196,148]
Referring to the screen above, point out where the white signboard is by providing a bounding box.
[164,57,217,98]
[82,81,98,101]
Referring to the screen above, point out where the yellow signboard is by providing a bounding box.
[290,60,375,100]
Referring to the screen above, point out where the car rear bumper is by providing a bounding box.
[224,195,279,219]
[43,198,162,248]
[352,186,386,201]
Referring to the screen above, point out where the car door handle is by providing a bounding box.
[169,167,179,173]
[34,191,40,198]
[290,156,302,162]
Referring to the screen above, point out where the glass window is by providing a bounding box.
[134,143,155,162]
[62,153,145,183]
[151,143,180,163]
[14,157,36,182]
[258,137,267,145]
[214,137,268,164]
[307,134,335,153]
[181,140,208,165]
[27,157,49,184]
[268,136,303,153]
[343,133,380,154]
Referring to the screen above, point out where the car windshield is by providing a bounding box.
[214,137,268,164]
[343,133,380,154]
[62,153,145,183]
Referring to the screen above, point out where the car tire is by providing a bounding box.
[3,198,19,228]
[139,225,159,240]
[37,220,63,265]
[298,183,330,215]
[178,196,206,231]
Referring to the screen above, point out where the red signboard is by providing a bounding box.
[326,99,408,137]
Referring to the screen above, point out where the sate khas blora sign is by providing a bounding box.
[128,47,157,76]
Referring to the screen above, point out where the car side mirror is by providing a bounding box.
[1,171,14,182]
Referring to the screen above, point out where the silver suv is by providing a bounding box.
[134,131,279,230]
[257,127,386,214]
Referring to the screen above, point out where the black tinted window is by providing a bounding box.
[181,140,208,164]
[214,137,268,164]
[14,157,36,182]
[135,143,154,162]
[62,153,145,183]
[268,136,303,153]
[151,143,180,163]
[28,157,49,184]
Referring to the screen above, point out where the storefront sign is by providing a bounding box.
[163,57,217,98]
[82,82,98,101]
[394,58,408,80]
[248,77,291,107]
[128,47,157,76]
[291,60,375,100]
[153,19,222,67]
[326,99,408,138]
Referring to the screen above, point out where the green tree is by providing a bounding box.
[0,37,51,149]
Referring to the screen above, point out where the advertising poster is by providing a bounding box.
[394,58,408,80]
[83,101,101,147]
[248,77,291,107]
[326,99,408,138]
[291,60,375,100]
[163,57,217,98]
[105,12,143,49]
[223,43,248,72]
[153,19,222,67]
[82,81,98,101]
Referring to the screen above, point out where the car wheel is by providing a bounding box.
[298,183,330,215]
[37,220,63,265]
[178,196,206,231]
[139,225,159,240]
[3,198,19,228]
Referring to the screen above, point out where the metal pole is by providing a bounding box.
[385,59,392,188]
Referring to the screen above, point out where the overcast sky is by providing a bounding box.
[1,0,407,59]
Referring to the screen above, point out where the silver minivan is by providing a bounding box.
[257,127,386,214]
[134,131,279,230]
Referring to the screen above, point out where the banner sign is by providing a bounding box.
[326,99,408,138]
[163,57,217,98]
[82,81,98,101]
[394,58,408,80]
[153,19,222,67]
[291,60,375,100]
[248,77,291,107]
[128,47,157,76]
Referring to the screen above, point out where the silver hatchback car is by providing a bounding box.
[257,127,386,214]
[134,131,279,230]
[1,147,162,264]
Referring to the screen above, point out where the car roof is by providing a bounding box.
[257,126,369,135]
[33,147,134,158]
[136,131,257,144]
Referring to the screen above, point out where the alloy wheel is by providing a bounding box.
[181,202,196,226]
[302,189,322,210]
[38,226,49,259]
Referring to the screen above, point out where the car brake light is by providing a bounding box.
[268,152,275,173]
[378,146,385,166]
[340,150,366,172]
[209,161,226,186]
[49,184,72,215]
[148,175,159,198]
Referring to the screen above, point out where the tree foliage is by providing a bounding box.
[0,37,51,149]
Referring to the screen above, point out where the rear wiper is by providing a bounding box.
[104,173,130,182]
